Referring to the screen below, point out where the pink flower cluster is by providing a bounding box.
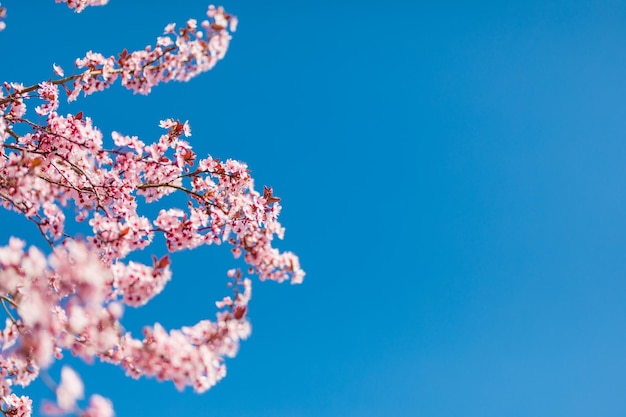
[0,3,303,417]
[102,272,253,393]
[2,394,32,417]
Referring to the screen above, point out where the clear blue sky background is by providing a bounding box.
[2,0,626,416]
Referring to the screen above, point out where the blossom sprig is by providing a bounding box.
[0,5,236,106]
[0,108,303,284]
[69,6,235,98]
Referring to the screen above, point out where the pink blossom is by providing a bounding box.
[0,4,6,32]
[82,395,114,417]
[56,366,84,411]
[164,23,176,34]
[34,82,60,115]
[53,63,64,76]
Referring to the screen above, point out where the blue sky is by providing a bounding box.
[3,0,626,416]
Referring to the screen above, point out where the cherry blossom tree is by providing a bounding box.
[0,2,304,416]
